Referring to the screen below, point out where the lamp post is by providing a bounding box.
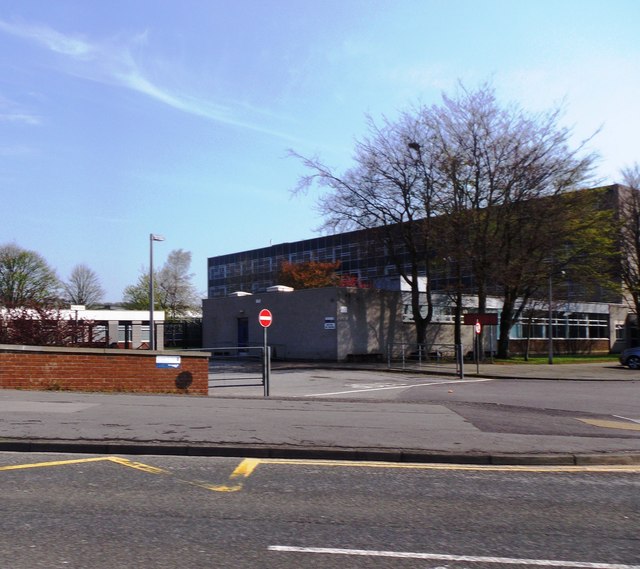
[548,271,554,365]
[548,266,567,365]
[149,233,165,350]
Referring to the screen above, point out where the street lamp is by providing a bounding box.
[548,266,566,365]
[548,271,554,365]
[149,233,165,350]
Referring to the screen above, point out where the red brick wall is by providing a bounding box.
[0,345,209,395]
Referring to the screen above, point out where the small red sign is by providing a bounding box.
[474,321,482,335]
[463,313,498,326]
[258,309,273,328]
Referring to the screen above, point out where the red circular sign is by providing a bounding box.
[258,309,273,328]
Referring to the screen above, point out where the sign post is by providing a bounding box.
[463,313,498,368]
[258,309,272,396]
[475,320,482,374]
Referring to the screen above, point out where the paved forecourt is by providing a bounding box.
[0,361,638,465]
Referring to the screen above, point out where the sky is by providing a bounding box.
[1,0,638,301]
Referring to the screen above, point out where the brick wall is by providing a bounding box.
[0,345,209,395]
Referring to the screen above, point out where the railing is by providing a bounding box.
[387,342,464,377]
[202,346,271,396]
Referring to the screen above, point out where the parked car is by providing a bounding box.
[619,346,640,369]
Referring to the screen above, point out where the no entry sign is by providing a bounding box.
[258,309,273,328]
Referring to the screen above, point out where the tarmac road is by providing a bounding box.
[1,454,638,569]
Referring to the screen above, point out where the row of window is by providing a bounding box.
[402,306,611,339]
[73,324,153,343]
[208,240,393,286]
[510,315,609,340]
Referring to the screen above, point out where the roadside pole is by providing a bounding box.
[456,343,464,379]
[258,309,273,397]
[475,320,482,375]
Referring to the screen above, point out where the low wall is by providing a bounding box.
[0,345,209,395]
[508,339,611,356]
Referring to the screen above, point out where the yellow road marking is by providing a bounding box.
[577,418,640,432]
[106,457,169,474]
[256,458,640,473]
[0,455,263,493]
[1,455,637,498]
[0,456,110,471]
[200,458,261,492]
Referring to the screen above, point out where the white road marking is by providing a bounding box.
[613,415,640,424]
[0,402,98,413]
[267,546,640,569]
[306,378,493,397]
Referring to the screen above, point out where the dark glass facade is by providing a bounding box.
[207,225,413,298]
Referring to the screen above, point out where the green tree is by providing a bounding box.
[0,243,60,308]
[122,249,201,318]
[122,272,155,310]
[158,249,201,319]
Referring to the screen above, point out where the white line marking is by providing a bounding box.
[613,415,640,425]
[268,546,640,569]
[306,378,493,397]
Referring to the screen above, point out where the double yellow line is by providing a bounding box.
[1,456,638,494]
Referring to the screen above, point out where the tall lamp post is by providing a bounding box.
[149,233,165,351]
[548,266,566,365]
[548,271,554,365]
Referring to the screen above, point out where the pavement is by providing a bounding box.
[0,361,638,466]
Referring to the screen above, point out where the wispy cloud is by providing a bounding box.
[0,144,34,156]
[0,94,42,125]
[0,112,41,125]
[0,18,299,142]
[0,18,94,59]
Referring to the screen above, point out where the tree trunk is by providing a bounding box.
[497,306,512,359]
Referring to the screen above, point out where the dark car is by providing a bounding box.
[619,347,640,369]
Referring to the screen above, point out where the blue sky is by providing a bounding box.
[1,0,638,301]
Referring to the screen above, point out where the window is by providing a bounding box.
[210,265,226,279]
[510,312,609,340]
[209,286,227,297]
[118,323,132,343]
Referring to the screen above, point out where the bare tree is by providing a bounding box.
[293,81,603,357]
[63,264,105,307]
[291,113,442,346]
[0,243,60,308]
[424,82,599,357]
[619,164,640,338]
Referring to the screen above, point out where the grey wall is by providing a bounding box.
[202,287,417,361]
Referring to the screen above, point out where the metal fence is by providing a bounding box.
[204,346,271,396]
[386,342,463,376]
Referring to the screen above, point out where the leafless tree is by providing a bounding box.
[426,83,599,356]
[293,82,603,357]
[291,113,441,346]
[619,164,640,337]
[63,264,105,307]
